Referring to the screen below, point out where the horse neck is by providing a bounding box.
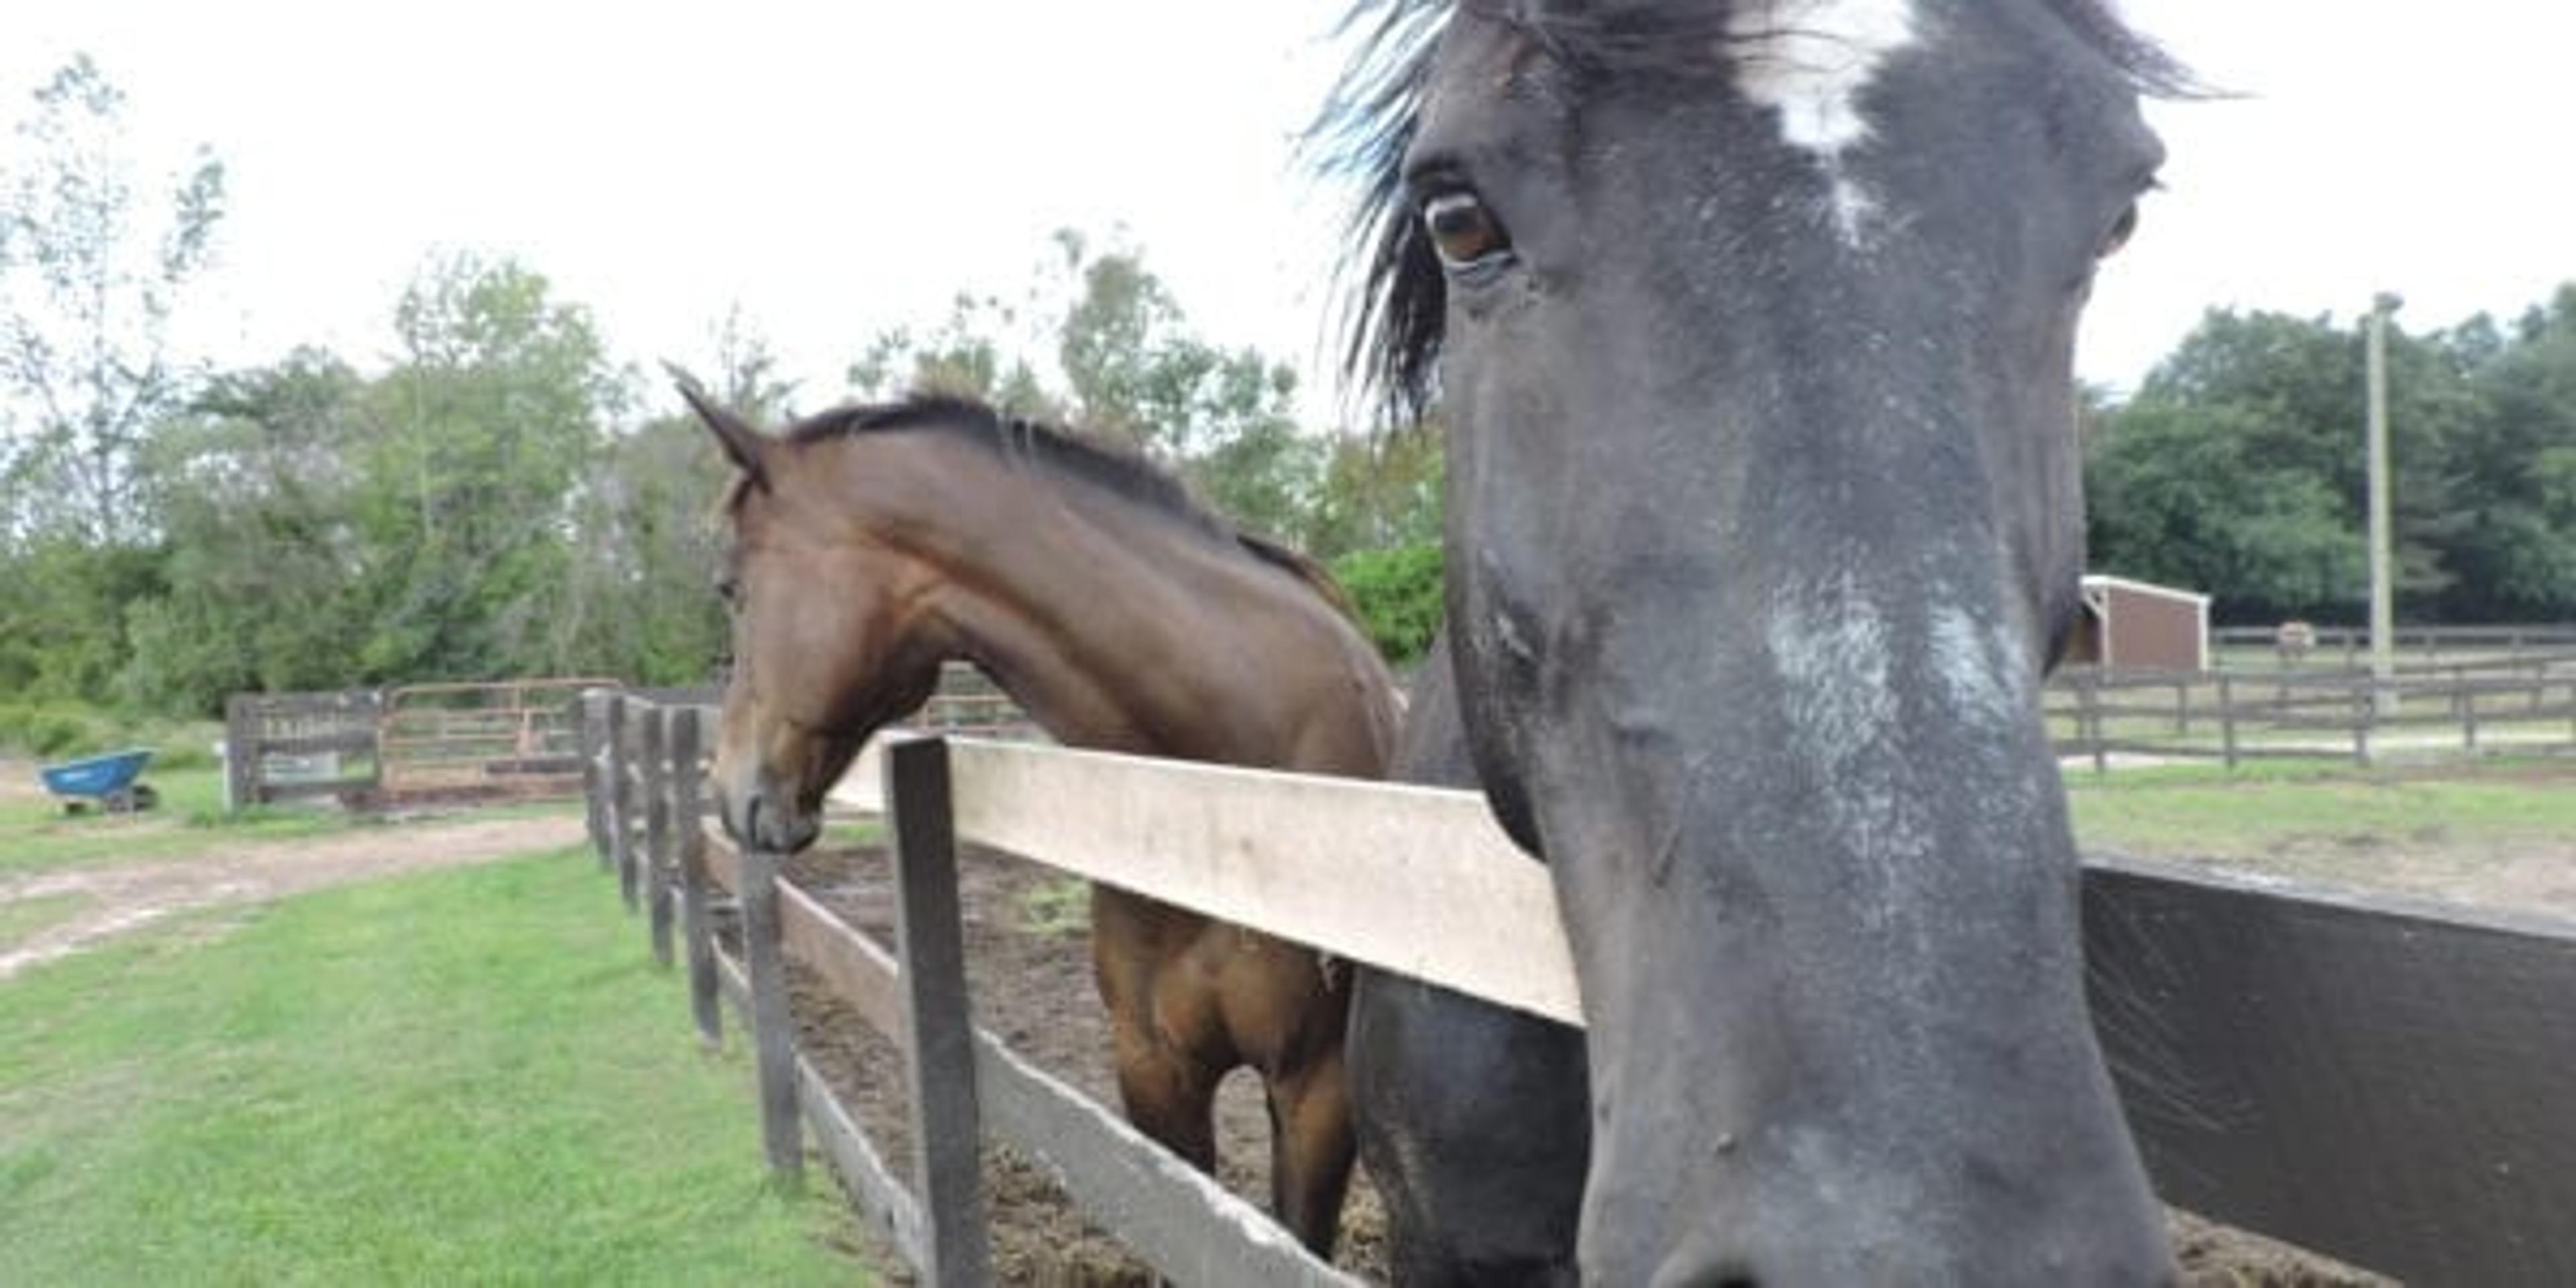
[872,449,1389,771]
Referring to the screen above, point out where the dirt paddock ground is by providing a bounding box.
[780,841,2390,1286]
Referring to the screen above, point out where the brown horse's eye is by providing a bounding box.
[2098,203,2140,259]
[714,574,739,605]
[1424,191,1512,271]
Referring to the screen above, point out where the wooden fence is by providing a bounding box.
[227,668,1027,814]
[2210,623,2576,668]
[584,688,2576,1286]
[223,689,382,808]
[2048,650,2576,769]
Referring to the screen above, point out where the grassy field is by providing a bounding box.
[0,848,866,1286]
[2065,757,2576,863]
[1,766,356,877]
[0,765,573,881]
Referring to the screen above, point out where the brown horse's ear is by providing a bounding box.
[667,364,771,488]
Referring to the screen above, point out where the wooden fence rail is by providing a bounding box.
[2048,654,2576,769]
[584,689,2576,1287]
[2211,623,2576,665]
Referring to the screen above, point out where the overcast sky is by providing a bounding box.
[9,1,2574,424]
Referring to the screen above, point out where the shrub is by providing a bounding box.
[1332,542,1444,665]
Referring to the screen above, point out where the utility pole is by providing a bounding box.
[2366,292,2402,717]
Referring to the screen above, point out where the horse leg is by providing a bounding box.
[1110,1029,1221,1173]
[1093,886,1223,1171]
[1265,1045,1358,1258]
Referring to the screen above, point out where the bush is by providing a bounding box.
[1332,542,1444,665]
[0,702,220,766]
[0,702,115,757]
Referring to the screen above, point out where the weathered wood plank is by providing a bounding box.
[2086,857,2576,1285]
[778,878,903,1040]
[886,737,994,1286]
[810,737,2576,1279]
[797,1055,928,1273]
[740,843,805,1183]
[578,689,610,861]
[702,823,741,896]
[714,943,751,1024]
[974,1031,1358,1287]
[670,708,722,1047]
[606,694,636,906]
[643,704,675,967]
[241,732,380,758]
[828,739,1581,1026]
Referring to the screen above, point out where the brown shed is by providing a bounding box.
[2062,574,2210,672]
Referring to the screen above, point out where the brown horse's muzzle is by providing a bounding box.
[714,768,821,854]
[710,705,828,854]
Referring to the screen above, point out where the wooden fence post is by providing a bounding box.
[742,838,804,1184]
[2353,680,2373,767]
[604,694,632,888]
[2176,677,2194,738]
[887,736,995,1286]
[670,707,722,1049]
[223,694,259,814]
[2079,672,2108,774]
[2218,674,2239,771]
[643,703,675,968]
[2461,676,2479,756]
[578,690,610,862]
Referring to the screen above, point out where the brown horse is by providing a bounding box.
[684,384,1399,1256]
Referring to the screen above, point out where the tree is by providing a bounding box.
[346,254,616,682]
[844,229,1328,543]
[2440,286,2576,619]
[119,351,370,711]
[2089,307,2488,623]
[555,311,791,688]
[1307,419,1443,561]
[2086,400,2366,621]
[0,54,225,547]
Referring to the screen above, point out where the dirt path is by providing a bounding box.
[0,814,585,980]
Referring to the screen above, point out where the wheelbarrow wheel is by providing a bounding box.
[132,784,160,812]
[106,788,136,814]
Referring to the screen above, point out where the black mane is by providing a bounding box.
[1315,0,2194,419]
[782,393,1318,584]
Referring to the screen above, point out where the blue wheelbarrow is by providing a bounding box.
[37,747,159,814]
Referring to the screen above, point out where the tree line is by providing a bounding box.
[7,56,2575,728]
[2086,292,2576,627]
[0,58,1442,720]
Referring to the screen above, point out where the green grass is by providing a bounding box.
[2065,758,2576,861]
[1,766,581,881]
[0,767,362,879]
[1018,875,1092,938]
[0,849,867,1286]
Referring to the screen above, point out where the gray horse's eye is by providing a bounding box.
[1424,191,1513,270]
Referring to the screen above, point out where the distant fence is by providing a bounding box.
[223,690,382,808]
[377,678,614,802]
[225,667,1032,814]
[2047,650,2576,769]
[2211,623,2576,669]
[586,689,2576,1286]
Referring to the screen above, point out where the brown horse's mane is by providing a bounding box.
[780,392,1369,625]
[1237,532,1368,629]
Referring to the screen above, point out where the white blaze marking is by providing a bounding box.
[1727,0,1921,244]
[1768,576,1925,918]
